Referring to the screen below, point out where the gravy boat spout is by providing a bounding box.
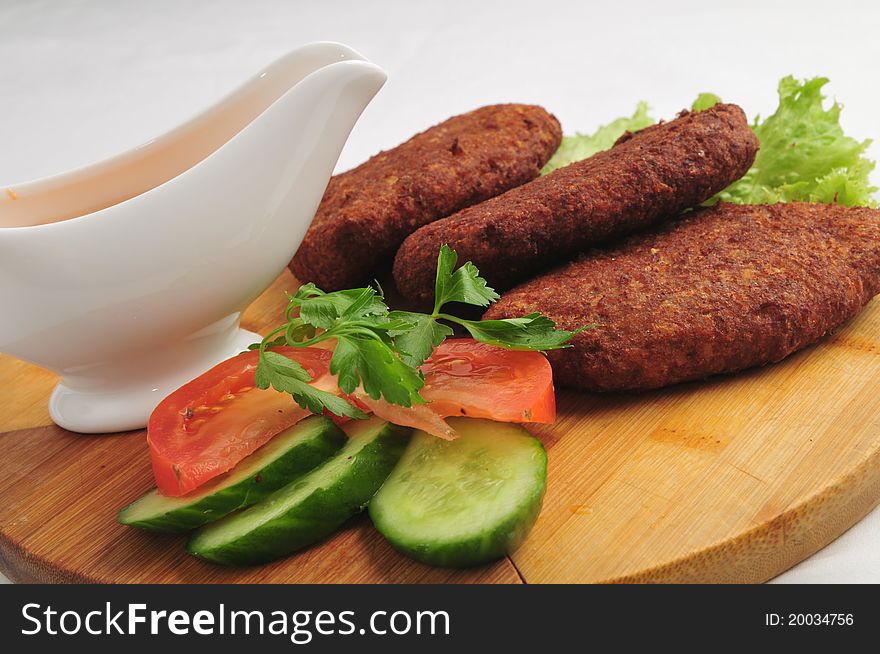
[0,43,387,433]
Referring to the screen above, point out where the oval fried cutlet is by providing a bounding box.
[393,103,759,303]
[484,203,880,392]
[290,104,561,290]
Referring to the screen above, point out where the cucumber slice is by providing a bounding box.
[369,418,547,567]
[118,416,346,533]
[187,417,410,565]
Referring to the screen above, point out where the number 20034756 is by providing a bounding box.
[765,614,854,627]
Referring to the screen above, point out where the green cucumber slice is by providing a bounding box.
[187,417,410,566]
[118,416,346,533]
[369,417,547,567]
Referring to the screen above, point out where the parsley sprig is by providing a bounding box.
[252,245,590,418]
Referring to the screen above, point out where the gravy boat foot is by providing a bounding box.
[49,320,260,433]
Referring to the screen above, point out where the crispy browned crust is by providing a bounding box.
[484,202,880,392]
[290,104,562,290]
[393,103,759,303]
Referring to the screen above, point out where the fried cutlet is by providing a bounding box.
[393,103,759,303]
[290,104,561,290]
[483,202,880,392]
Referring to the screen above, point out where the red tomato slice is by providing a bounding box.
[148,338,555,494]
[358,338,555,439]
[147,347,335,496]
[422,339,556,422]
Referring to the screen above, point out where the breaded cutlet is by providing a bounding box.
[291,104,561,290]
[394,104,759,303]
[484,202,880,392]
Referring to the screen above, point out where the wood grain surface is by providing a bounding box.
[1,269,879,583]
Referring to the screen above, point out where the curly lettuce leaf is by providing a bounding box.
[691,92,721,112]
[712,76,876,206]
[540,102,654,174]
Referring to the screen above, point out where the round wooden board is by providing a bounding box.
[1,268,879,584]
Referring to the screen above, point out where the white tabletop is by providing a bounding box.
[1,0,878,584]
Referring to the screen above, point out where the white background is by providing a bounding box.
[1,0,878,583]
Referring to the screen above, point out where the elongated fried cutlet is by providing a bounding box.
[393,103,759,303]
[290,104,561,290]
[484,202,880,392]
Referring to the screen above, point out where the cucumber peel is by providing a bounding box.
[369,417,547,567]
[118,416,346,533]
[187,417,410,566]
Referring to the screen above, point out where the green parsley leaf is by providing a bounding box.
[254,358,271,388]
[388,311,454,367]
[296,286,388,329]
[433,243,458,305]
[433,244,499,312]
[449,313,590,351]
[330,336,426,406]
[285,319,316,344]
[280,375,366,419]
[261,350,312,380]
[307,392,367,419]
[256,350,366,419]
[254,245,581,418]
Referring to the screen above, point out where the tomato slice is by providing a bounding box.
[422,339,556,422]
[357,338,556,439]
[148,338,555,494]
[147,347,335,496]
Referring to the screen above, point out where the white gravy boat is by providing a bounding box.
[0,42,386,433]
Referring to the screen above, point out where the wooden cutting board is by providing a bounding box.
[2,268,879,584]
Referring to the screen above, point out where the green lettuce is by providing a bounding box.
[543,76,877,207]
[713,76,876,206]
[691,92,722,112]
[540,102,654,174]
